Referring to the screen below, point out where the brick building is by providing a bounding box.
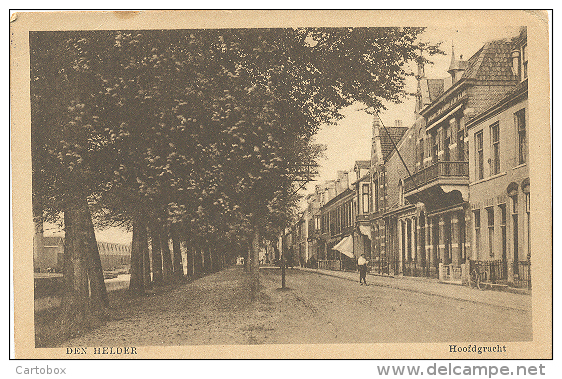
[291,28,530,290]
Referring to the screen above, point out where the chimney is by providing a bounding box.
[394,119,403,127]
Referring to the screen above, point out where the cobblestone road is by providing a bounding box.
[64,266,532,346]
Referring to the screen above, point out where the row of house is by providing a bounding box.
[285,27,530,288]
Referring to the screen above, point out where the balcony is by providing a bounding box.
[403,161,469,209]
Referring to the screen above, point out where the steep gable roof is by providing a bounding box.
[461,39,515,82]
[426,79,445,102]
[354,160,370,169]
[381,127,408,161]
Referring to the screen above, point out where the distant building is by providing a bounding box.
[34,236,131,272]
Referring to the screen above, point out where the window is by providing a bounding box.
[457,128,465,161]
[431,133,438,163]
[490,122,500,175]
[487,207,495,258]
[475,131,484,180]
[499,204,507,261]
[418,138,424,167]
[398,180,404,206]
[474,210,481,258]
[511,195,519,262]
[443,126,451,161]
[362,183,370,214]
[515,109,526,165]
[521,44,528,79]
[373,178,379,212]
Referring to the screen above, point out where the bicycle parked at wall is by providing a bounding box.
[470,261,491,290]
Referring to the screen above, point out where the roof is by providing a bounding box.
[354,160,370,169]
[421,37,518,117]
[461,39,515,82]
[380,127,408,161]
[426,79,444,102]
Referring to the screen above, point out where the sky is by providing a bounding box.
[43,25,522,245]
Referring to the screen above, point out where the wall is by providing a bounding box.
[467,96,529,262]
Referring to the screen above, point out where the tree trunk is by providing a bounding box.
[82,198,108,308]
[187,246,194,277]
[129,216,145,295]
[32,200,44,273]
[141,224,152,290]
[205,245,212,273]
[58,197,99,336]
[244,241,250,273]
[249,229,260,301]
[170,223,184,281]
[150,225,164,286]
[161,224,173,284]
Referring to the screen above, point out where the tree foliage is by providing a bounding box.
[31,27,442,316]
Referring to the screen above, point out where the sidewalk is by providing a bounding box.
[297,267,531,312]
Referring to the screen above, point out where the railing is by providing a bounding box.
[404,161,469,193]
[468,260,530,289]
[318,259,342,271]
[513,260,531,289]
[402,261,438,278]
[469,260,508,283]
[440,263,463,283]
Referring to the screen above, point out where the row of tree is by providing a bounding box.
[30,27,441,333]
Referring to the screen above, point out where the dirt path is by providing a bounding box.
[63,266,532,346]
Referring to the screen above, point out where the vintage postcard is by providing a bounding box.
[10,10,551,360]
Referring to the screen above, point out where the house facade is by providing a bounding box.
[289,28,531,289]
[464,27,530,287]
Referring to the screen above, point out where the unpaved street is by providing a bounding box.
[64,267,532,346]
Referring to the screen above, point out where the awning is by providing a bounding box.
[333,235,354,258]
[359,225,371,240]
[425,103,463,133]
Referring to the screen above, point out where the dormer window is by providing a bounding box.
[521,44,528,80]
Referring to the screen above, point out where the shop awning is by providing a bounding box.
[333,235,354,258]
[359,225,371,240]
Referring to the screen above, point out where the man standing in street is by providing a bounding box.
[358,254,368,285]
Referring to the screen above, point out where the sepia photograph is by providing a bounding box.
[10,10,551,360]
